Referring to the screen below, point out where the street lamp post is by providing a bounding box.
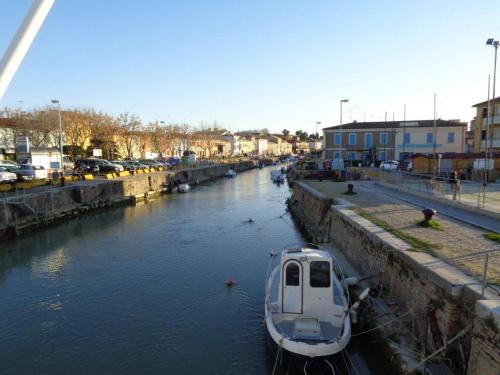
[486,38,498,181]
[160,120,166,157]
[339,99,349,161]
[315,121,321,172]
[51,99,63,175]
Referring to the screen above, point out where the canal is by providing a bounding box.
[0,167,391,374]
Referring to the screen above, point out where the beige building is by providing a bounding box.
[472,96,500,153]
[323,119,466,162]
[239,136,256,155]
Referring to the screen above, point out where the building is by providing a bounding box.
[323,121,396,162]
[309,140,322,151]
[239,136,256,155]
[323,119,466,163]
[472,96,500,153]
[222,132,242,155]
[394,120,466,160]
[256,138,268,155]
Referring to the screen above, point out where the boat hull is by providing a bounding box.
[265,327,347,374]
[265,314,350,359]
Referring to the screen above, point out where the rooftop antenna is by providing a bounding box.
[0,0,55,101]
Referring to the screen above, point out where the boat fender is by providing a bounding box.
[105,199,112,206]
[144,192,150,201]
[91,201,98,209]
[98,200,106,208]
[344,276,359,287]
[351,310,358,325]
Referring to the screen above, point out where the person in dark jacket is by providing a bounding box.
[449,171,460,200]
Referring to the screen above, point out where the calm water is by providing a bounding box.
[0,168,389,374]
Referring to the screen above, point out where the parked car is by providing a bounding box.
[0,167,17,183]
[155,159,171,168]
[0,160,18,167]
[139,159,161,169]
[16,164,48,181]
[379,160,399,170]
[397,160,412,172]
[62,156,74,170]
[111,160,132,171]
[74,159,120,175]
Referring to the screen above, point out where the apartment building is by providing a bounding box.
[472,96,500,153]
[323,119,466,162]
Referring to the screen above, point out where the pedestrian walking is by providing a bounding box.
[449,170,460,200]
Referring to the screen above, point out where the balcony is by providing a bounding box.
[481,116,500,126]
[480,139,500,149]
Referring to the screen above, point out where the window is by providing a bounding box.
[380,132,387,145]
[348,152,356,160]
[403,133,411,144]
[380,151,387,161]
[285,263,300,286]
[310,261,331,287]
[365,133,373,147]
[481,107,488,118]
[426,132,433,144]
[349,133,356,145]
[333,151,341,159]
[481,130,486,140]
[447,132,455,144]
[334,133,341,145]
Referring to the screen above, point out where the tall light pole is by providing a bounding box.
[51,99,63,173]
[486,38,498,181]
[160,120,166,157]
[315,121,321,172]
[339,99,349,160]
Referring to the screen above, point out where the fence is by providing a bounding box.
[359,168,500,213]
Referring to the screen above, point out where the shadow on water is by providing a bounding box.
[0,168,394,374]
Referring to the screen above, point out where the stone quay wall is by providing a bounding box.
[0,161,256,240]
[288,181,500,375]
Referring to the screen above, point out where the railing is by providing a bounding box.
[360,168,500,213]
[423,249,500,297]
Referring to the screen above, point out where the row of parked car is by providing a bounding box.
[73,158,174,175]
[0,161,50,183]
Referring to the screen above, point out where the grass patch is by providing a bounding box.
[416,219,443,231]
[356,210,441,256]
[484,232,500,243]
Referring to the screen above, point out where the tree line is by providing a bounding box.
[1,107,225,160]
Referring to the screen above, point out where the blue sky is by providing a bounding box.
[0,0,498,134]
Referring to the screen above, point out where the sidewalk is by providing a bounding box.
[370,181,500,233]
[305,180,500,288]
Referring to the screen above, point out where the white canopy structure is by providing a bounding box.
[0,0,55,100]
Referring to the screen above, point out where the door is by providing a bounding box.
[282,261,303,313]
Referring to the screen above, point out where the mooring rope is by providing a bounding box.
[324,358,336,375]
[271,337,283,375]
[340,350,351,375]
[351,310,413,337]
[343,349,361,375]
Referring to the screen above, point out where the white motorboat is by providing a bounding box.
[178,183,190,193]
[265,246,351,367]
[225,169,237,178]
[270,170,285,183]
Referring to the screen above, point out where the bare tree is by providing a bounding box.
[117,112,142,158]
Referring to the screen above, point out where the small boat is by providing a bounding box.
[224,169,237,178]
[178,183,190,193]
[258,162,264,169]
[265,246,352,368]
[270,170,285,183]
